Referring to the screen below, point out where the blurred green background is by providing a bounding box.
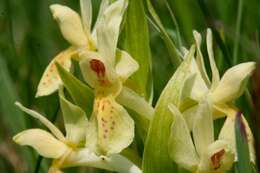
[0,0,259,172]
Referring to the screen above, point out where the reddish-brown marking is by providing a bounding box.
[112,121,116,125]
[90,59,106,78]
[110,127,114,130]
[211,149,225,170]
[104,129,108,133]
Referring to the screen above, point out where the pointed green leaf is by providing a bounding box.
[143,46,195,173]
[235,112,252,173]
[146,0,182,68]
[121,0,153,100]
[56,62,94,116]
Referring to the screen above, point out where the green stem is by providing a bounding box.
[233,0,244,64]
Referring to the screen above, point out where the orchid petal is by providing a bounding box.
[15,102,65,141]
[59,88,88,145]
[79,50,119,92]
[115,49,139,82]
[117,87,154,120]
[193,100,214,157]
[211,62,256,103]
[36,47,75,97]
[193,30,211,87]
[198,140,234,173]
[63,148,141,173]
[219,115,256,163]
[50,4,88,47]
[91,0,109,45]
[95,96,134,155]
[13,129,68,159]
[96,0,128,65]
[80,0,92,35]
[206,28,220,89]
[168,104,199,172]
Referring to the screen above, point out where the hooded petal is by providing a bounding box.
[198,140,234,173]
[13,129,68,159]
[115,49,139,82]
[95,96,134,155]
[96,0,128,65]
[36,47,75,97]
[168,104,199,172]
[211,62,256,103]
[193,100,214,157]
[15,102,65,141]
[59,88,88,145]
[206,28,220,89]
[79,50,120,93]
[50,4,88,47]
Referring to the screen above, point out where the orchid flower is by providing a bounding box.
[77,12,140,155]
[178,29,255,162]
[35,0,127,97]
[35,0,154,121]
[168,101,235,173]
[13,88,141,173]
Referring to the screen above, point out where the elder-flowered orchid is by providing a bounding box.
[36,0,128,97]
[77,26,139,155]
[168,101,235,173]
[13,88,141,173]
[179,29,255,162]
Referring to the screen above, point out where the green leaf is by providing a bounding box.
[143,46,195,173]
[55,62,94,116]
[121,0,153,100]
[145,0,182,68]
[0,56,35,172]
[235,112,252,173]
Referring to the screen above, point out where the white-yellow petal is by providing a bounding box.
[80,0,92,34]
[211,62,256,103]
[115,49,139,82]
[36,47,75,97]
[15,102,65,141]
[117,87,154,120]
[95,96,134,155]
[198,140,234,173]
[206,28,220,89]
[50,4,88,47]
[168,104,199,172]
[96,0,128,65]
[193,100,214,157]
[91,0,109,46]
[79,50,120,92]
[13,129,68,159]
[193,30,211,87]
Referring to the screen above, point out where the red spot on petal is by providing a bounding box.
[90,59,106,78]
[211,149,225,170]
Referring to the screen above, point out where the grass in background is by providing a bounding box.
[0,0,259,172]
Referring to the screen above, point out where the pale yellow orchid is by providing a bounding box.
[169,100,235,173]
[178,29,255,162]
[36,0,127,97]
[13,88,141,173]
[77,29,140,155]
